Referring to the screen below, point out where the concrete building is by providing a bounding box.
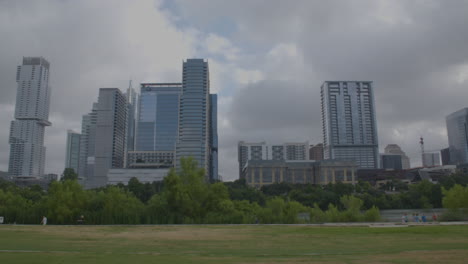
[380,154,403,170]
[88,88,127,188]
[126,151,174,168]
[65,130,81,174]
[175,59,212,180]
[238,141,310,179]
[423,152,441,167]
[310,143,324,161]
[78,103,98,181]
[238,141,268,178]
[384,144,411,169]
[8,57,51,178]
[135,83,182,167]
[107,168,169,185]
[242,160,357,188]
[446,108,468,165]
[321,81,379,168]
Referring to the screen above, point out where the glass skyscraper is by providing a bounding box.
[65,130,81,174]
[8,57,51,178]
[137,83,182,152]
[321,81,379,168]
[446,108,468,165]
[176,59,211,179]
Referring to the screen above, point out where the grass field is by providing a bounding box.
[1,224,468,263]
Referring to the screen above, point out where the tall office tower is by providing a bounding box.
[129,83,182,168]
[423,152,441,167]
[89,88,127,188]
[310,143,324,160]
[125,83,138,154]
[209,94,218,181]
[8,57,51,178]
[446,108,468,165]
[78,103,98,180]
[384,144,411,169]
[176,59,211,179]
[65,130,81,173]
[238,141,268,179]
[321,81,379,168]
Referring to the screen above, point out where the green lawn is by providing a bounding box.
[1,224,468,263]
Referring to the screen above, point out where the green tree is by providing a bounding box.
[61,168,78,181]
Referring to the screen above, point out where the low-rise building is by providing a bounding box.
[241,160,357,187]
[107,168,169,185]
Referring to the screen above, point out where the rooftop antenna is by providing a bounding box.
[420,136,425,167]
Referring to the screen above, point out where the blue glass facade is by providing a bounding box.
[446,108,468,165]
[136,83,182,152]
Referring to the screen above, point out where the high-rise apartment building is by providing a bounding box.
[175,59,211,179]
[310,143,324,160]
[65,130,81,174]
[129,83,182,168]
[446,108,468,165]
[384,144,410,169]
[321,81,379,168]
[88,88,127,188]
[8,57,51,178]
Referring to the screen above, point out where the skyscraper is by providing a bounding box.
[78,103,98,180]
[125,83,138,153]
[209,94,218,181]
[88,88,127,188]
[384,144,411,169]
[65,130,81,174]
[175,59,211,179]
[129,83,182,168]
[446,108,468,165]
[321,81,379,168]
[8,57,51,178]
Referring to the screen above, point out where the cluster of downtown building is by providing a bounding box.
[238,81,465,188]
[8,57,218,188]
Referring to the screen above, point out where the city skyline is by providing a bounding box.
[1,1,468,180]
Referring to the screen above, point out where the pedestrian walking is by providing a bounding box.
[41,216,47,225]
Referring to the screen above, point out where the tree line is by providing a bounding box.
[1,158,467,224]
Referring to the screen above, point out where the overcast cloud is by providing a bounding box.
[1,0,468,181]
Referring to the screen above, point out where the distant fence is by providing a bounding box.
[380,208,446,222]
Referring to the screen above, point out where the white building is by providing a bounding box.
[8,57,51,178]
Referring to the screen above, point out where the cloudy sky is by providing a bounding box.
[1,0,468,181]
